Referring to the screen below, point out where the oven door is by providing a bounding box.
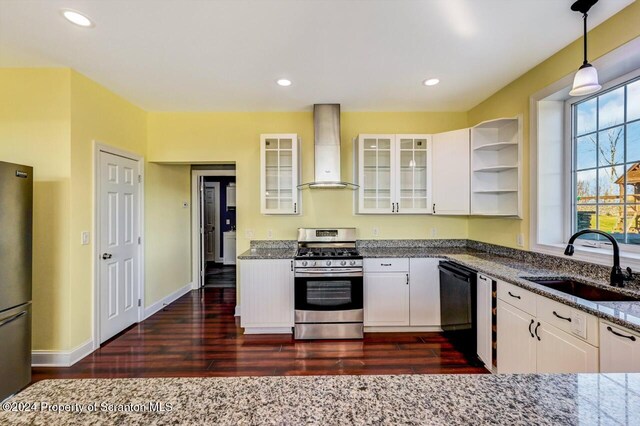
[295,272,363,314]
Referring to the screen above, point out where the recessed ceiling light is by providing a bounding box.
[61,9,94,28]
[423,78,440,86]
[276,79,292,87]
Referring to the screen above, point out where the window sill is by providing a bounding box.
[532,242,640,270]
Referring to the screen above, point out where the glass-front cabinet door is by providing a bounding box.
[260,134,300,215]
[397,135,431,214]
[357,135,396,214]
[356,134,431,214]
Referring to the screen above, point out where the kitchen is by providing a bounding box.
[2,0,640,424]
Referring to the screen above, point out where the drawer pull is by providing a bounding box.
[552,311,572,322]
[508,291,521,300]
[381,263,392,266]
[607,326,637,341]
[534,322,541,341]
[528,319,534,337]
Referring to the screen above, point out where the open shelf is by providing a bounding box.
[473,165,518,173]
[473,189,518,194]
[473,142,518,151]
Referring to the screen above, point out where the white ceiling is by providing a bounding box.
[0,0,635,112]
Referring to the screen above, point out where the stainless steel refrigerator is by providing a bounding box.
[0,161,32,401]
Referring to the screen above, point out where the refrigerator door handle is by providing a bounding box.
[0,310,27,328]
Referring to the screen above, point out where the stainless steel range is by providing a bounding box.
[294,228,363,339]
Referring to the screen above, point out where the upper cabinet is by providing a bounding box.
[432,129,470,215]
[470,116,522,217]
[355,134,432,214]
[260,134,301,215]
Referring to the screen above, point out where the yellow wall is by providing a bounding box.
[0,68,72,350]
[467,1,640,249]
[147,111,470,259]
[68,71,148,348]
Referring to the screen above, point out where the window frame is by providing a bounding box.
[565,68,640,252]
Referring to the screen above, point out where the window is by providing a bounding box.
[572,77,640,245]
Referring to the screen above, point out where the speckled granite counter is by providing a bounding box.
[238,239,640,333]
[3,373,639,425]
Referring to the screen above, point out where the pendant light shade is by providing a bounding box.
[570,0,600,97]
[570,64,602,96]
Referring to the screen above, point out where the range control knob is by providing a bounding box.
[302,261,308,266]
[349,260,356,266]
[311,261,317,266]
[340,260,347,266]
[326,261,332,266]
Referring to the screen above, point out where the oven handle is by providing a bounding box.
[295,271,363,278]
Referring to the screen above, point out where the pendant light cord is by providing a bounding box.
[582,12,589,65]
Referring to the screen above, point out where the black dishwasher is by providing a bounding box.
[438,260,479,363]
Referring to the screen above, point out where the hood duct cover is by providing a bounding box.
[298,104,358,189]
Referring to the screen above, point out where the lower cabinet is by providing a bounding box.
[497,281,599,374]
[239,259,294,333]
[600,321,640,373]
[497,300,536,373]
[364,257,441,328]
[364,272,410,326]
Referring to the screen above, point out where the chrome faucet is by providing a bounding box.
[564,229,632,287]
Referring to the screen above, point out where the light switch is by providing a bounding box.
[245,229,254,239]
[81,231,90,245]
[226,219,230,225]
[372,227,380,237]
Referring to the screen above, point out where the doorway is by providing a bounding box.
[94,143,144,346]
[191,168,236,290]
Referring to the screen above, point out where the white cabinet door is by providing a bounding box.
[536,321,599,373]
[223,232,236,265]
[600,321,640,373]
[497,300,536,373]
[408,258,440,326]
[476,274,493,367]
[260,134,300,215]
[240,259,294,329]
[432,129,470,215]
[357,134,396,214]
[364,272,410,326]
[395,135,431,214]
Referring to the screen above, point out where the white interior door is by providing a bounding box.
[99,151,140,343]
[204,186,216,262]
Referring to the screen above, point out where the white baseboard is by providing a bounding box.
[243,327,293,334]
[144,282,192,320]
[364,326,443,332]
[234,305,240,317]
[32,338,95,367]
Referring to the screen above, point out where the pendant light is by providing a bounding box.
[569,0,601,96]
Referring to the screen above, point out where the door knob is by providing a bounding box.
[102,253,113,260]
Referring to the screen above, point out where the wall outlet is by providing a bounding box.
[517,233,524,247]
[81,231,90,245]
[431,227,437,238]
[267,229,273,239]
[182,201,189,208]
[245,229,254,239]
[226,219,231,225]
[372,227,380,237]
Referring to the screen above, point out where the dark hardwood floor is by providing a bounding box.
[32,288,488,382]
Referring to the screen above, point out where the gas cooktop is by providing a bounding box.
[295,248,362,259]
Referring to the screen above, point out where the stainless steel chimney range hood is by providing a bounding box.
[298,104,358,190]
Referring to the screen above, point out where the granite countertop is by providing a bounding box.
[238,242,640,333]
[3,373,639,425]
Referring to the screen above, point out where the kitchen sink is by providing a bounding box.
[523,278,640,302]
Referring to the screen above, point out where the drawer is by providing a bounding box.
[364,258,409,273]
[497,280,536,316]
[537,295,598,346]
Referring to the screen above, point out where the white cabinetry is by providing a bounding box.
[355,134,431,214]
[470,117,522,217]
[223,231,236,265]
[476,274,493,368]
[432,129,470,215]
[600,321,640,373]
[239,259,294,333]
[409,258,441,326]
[364,258,441,329]
[226,183,236,209]
[497,280,599,374]
[260,134,300,215]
